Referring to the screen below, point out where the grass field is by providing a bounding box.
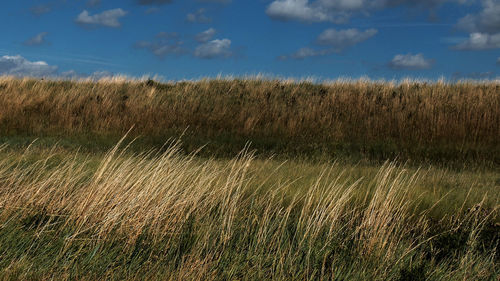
[0,77,498,280]
[1,77,499,165]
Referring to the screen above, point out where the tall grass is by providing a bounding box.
[0,141,497,280]
[0,77,499,163]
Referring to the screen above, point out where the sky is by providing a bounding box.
[0,0,499,81]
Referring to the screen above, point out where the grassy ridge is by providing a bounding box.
[0,77,498,279]
[0,142,498,280]
[1,77,499,164]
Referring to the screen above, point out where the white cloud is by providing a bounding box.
[195,28,216,43]
[453,0,500,51]
[279,28,377,60]
[0,55,119,80]
[388,53,434,70]
[186,8,212,23]
[317,28,377,51]
[266,0,339,23]
[453,32,500,50]
[266,0,468,23]
[24,32,48,46]
[0,55,58,77]
[194,39,232,59]
[75,9,128,28]
[457,0,500,34]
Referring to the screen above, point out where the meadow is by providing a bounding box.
[1,77,499,164]
[0,77,498,280]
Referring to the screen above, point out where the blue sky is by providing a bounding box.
[0,0,499,80]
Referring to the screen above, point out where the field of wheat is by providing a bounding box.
[0,77,498,280]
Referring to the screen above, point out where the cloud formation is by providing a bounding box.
[135,32,186,58]
[388,53,434,70]
[457,0,500,34]
[186,8,212,23]
[24,32,49,46]
[317,28,378,51]
[266,0,336,23]
[195,28,216,43]
[75,9,128,28]
[266,0,467,23]
[194,39,233,59]
[453,0,500,51]
[136,30,234,60]
[0,55,58,77]
[453,32,500,50]
[279,28,377,60]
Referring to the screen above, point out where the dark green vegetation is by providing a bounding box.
[0,77,498,280]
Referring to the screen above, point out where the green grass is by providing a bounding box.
[0,139,497,280]
[0,77,498,279]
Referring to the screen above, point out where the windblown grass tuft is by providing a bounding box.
[0,141,497,280]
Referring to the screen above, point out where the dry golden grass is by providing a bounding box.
[0,140,497,280]
[0,77,498,163]
[0,76,498,279]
